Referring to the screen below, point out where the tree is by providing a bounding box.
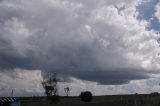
[42,73,60,103]
[80,91,93,102]
[64,87,71,97]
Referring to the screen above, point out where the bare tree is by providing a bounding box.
[64,87,71,97]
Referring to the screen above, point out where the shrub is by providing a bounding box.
[80,91,92,102]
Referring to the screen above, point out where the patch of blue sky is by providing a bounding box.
[137,0,160,31]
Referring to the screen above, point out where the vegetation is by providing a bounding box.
[41,73,60,104]
[80,91,93,102]
[10,73,160,106]
[64,87,71,97]
[20,94,160,106]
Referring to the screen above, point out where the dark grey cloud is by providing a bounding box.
[0,37,32,69]
[0,0,158,85]
[69,69,149,85]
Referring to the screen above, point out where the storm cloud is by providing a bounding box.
[70,69,149,85]
[0,0,159,86]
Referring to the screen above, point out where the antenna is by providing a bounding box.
[11,89,13,97]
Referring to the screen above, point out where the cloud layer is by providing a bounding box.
[155,2,160,22]
[0,0,159,92]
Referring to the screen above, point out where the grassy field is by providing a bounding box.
[20,94,160,106]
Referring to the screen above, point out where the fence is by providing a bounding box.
[0,97,20,106]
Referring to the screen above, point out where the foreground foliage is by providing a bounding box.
[80,91,93,102]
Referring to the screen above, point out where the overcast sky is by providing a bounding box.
[0,0,160,96]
